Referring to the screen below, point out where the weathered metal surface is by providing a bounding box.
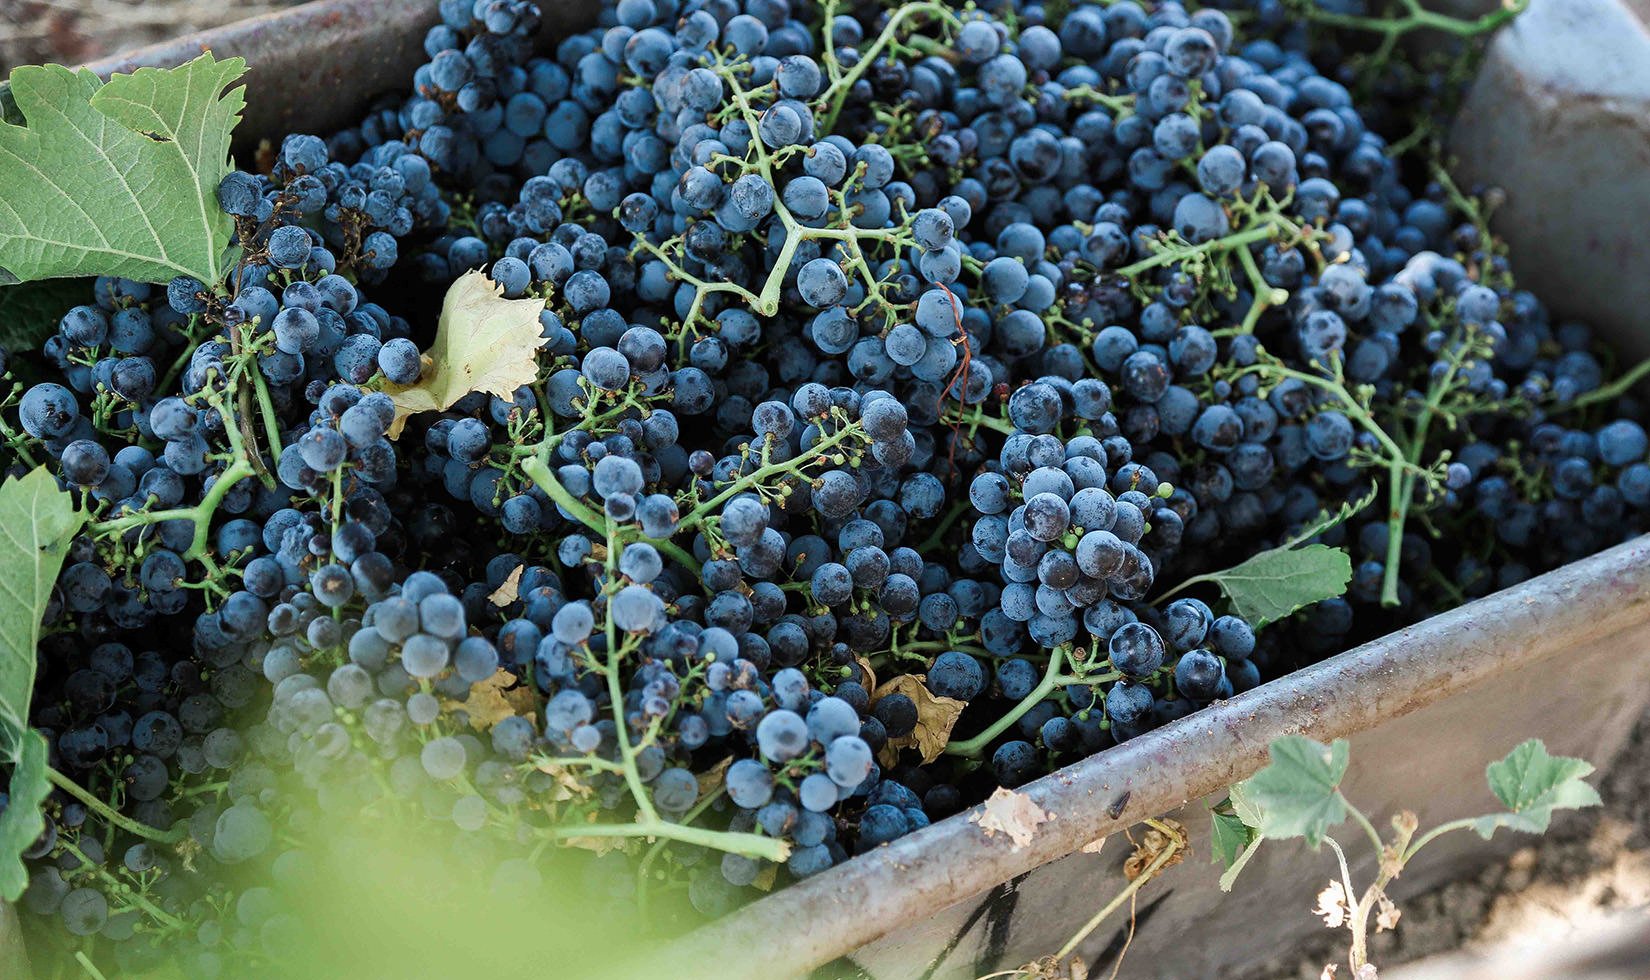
[3,0,598,147]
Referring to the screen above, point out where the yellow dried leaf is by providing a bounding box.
[1123,819,1186,880]
[969,787,1052,850]
[750,862,779,892]
[871,674,965,765]
[445,669,536,731]
[696,755,733,800]
[531,759,592,803]
[854,656,877,697]
[1080,836,1107,854]
[561,834,632,856]
[488,565,524,607]
[382,270,547,437]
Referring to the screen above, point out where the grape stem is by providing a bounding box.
[56,837,187,931]
[75,951,112,980]
[815,1,961,134]
[1300,0,1528,39]
[521,449,700,573]
[87,456,256,562]
[945,648,1122,757]
[548,818,788,861]
[546,526,787,863]
[47,768,186,844]
[1564,355,1650,411]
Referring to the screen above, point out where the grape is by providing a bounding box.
[754,710,809,762]
[725,759,774,809]
[421,737,467,780]
[928,651,985,700]
[824,735,873,788]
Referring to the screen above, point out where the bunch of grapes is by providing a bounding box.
[2,0,1646,970]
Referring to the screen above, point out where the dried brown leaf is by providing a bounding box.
[696,755,733,800]
[488,565,523,607]
[1123,819,1186,880]
[531,759,593,803]
[446,669,536,731]
[561,833,632,856]
[383,270,547,437]
[1080,836,1108,854]
[969,787,1052,850]
[871,674,965,765]
[854,655,877,696]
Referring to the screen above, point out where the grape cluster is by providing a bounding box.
[5,0,1650,968]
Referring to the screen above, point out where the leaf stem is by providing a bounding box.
[1400,816,1479,864]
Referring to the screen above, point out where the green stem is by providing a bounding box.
[1340,796,1385,857]
[57,838,185,931]
[816,2,958,133]
[1565,356,1650,411]
[88,456,255,565]
[1302,0,1528,38]
[605,530,659,826]
[1380,329,1472,605]
[76,951,111,980]
[1115,214,1301,281]
[917,498,970,552]
[522,456,606,535]
[249,363,284,467]
[48,769,185,844]
[946,650,1122,757]
[1400,816,1479,864]
[550,819,787,861]
[681,418,863,528]
[533,755,625,774]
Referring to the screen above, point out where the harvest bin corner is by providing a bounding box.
[3,2,1646,978]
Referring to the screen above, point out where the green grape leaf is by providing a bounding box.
[0,52,246,287]
[1210,808,1255,869]
[1238,736,1349,847]
[0,730,49,900]
[1471,739,1600,839]
[0,467,83,745]
[1229,780,1264,828]
[1200,543,1352,627]
[0,468,81,900]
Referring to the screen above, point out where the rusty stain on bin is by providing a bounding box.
[3,2,1649,978]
